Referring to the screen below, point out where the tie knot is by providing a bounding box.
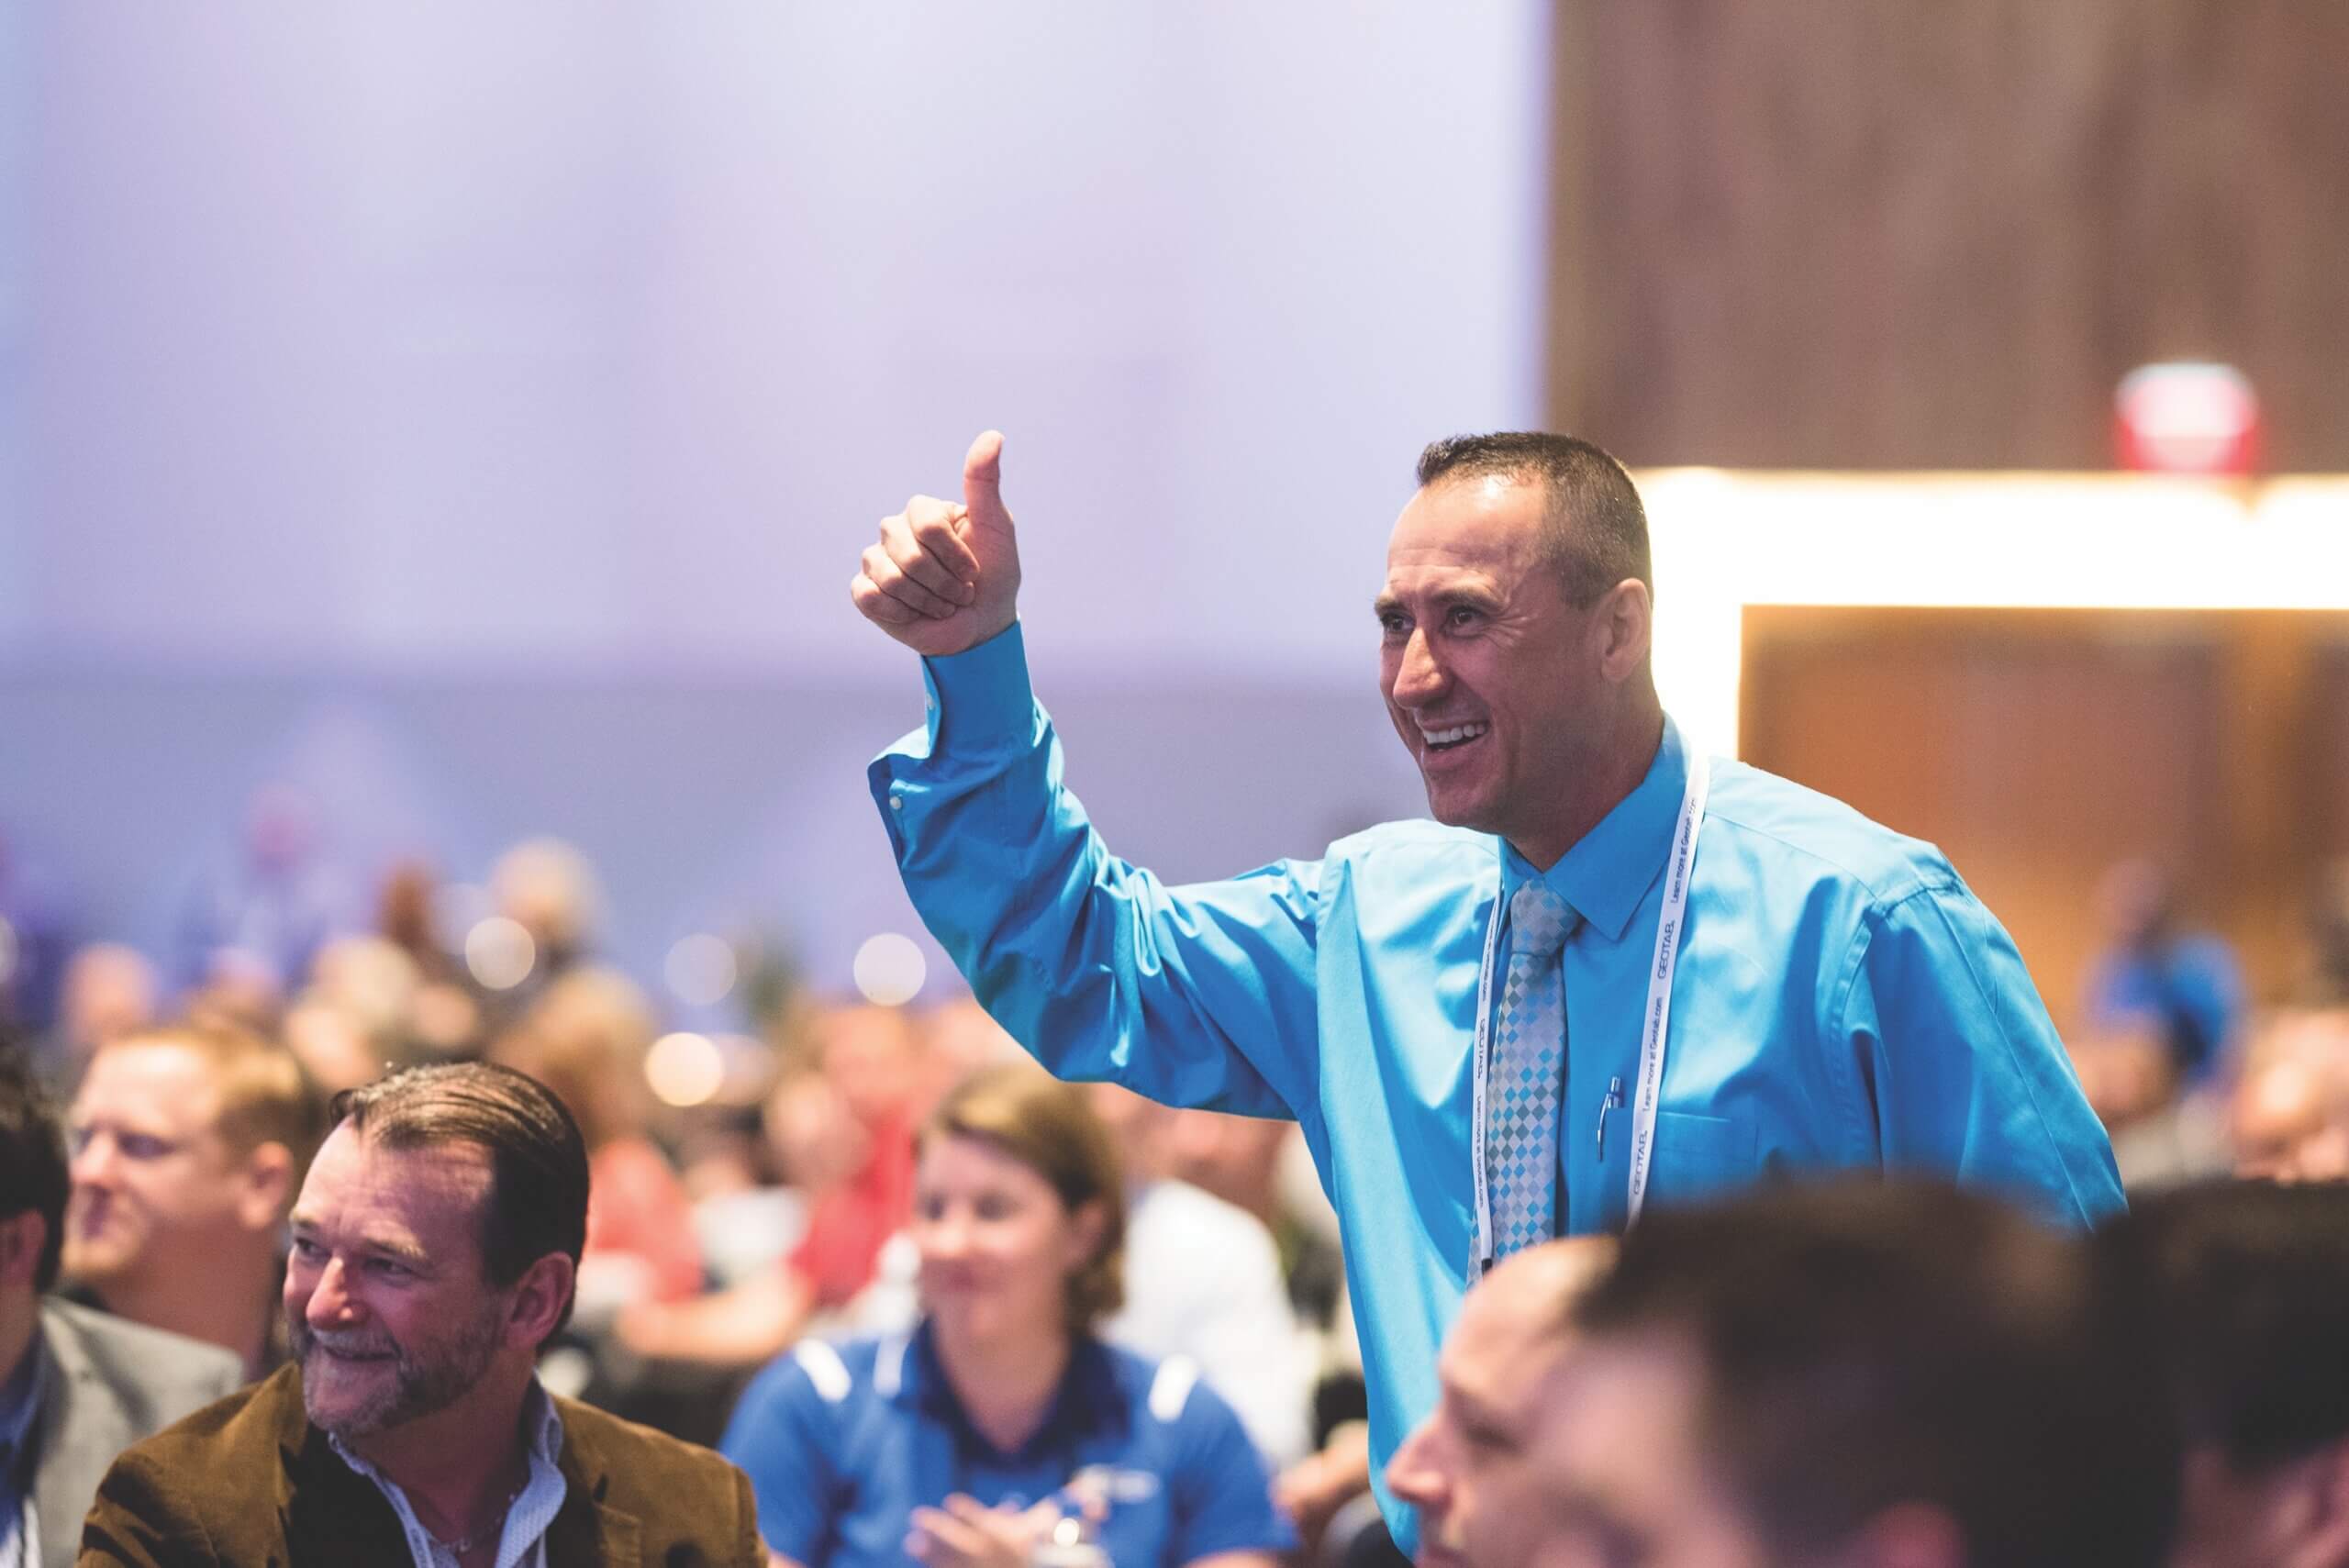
[1509,881,1574,954]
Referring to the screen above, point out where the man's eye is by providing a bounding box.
[117,1133,173,1160]
[1444,606,1482,630]
[368,1258,413,1279]
[290,1237,325,1262]
[974,1197,1013,1221]
[1378,614,1409,638]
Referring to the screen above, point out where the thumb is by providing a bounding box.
[962,429,1008,525]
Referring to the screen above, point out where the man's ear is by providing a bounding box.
[1592,578,1653,684]
[237,1141,295,1231]
[0,1209,48,1290]
[505,1252,577,1351]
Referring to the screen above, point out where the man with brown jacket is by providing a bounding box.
[79,1062,760,1568]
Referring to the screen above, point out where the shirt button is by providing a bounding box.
[889,795,904,811]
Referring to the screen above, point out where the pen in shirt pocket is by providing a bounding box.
[1596,1075,1625,1159]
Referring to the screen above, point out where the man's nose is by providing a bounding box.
[1389,629,1447,708]
[305,1258,363,1327]
[69,1130,118,1188]
[1384,1416,1449,1510]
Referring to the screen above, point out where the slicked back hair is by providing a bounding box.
[1573,1180,2177,1568]
[0,1051,69,1291]
[330,1062,588,1334]
[1415,432,1652,608]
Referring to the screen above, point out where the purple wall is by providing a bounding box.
[0,3,1546,996]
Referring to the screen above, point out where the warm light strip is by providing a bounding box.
[1637,472,2349,759]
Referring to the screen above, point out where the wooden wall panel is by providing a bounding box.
[1549,2,2349,470]
[1740,608,2349,1030]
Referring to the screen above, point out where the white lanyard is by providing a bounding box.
[1467,749,1709,1279]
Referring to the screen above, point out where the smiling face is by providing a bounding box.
[284,1124,515,1440]
[1378,476,1628,868]
[913,1132,1102,1351]
[65,1042,246,1291]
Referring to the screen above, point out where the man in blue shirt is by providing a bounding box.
[850,429,2123,1544]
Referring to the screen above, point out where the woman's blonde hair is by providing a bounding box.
[921,1063,1127,1330]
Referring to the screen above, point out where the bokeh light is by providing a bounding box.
[463,916,537,991]
[664,932,738,1008]
[852,932,927,1006]
[646,1030,725,1107]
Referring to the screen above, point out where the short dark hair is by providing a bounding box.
[330,1062,589,1332]
[1415,431,1652,606]
[0,1051,70,1292]
[1575,1180,2176,1568]
[2102,1179,2349,1471]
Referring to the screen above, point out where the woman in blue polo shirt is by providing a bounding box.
[723,1063,1295,1568]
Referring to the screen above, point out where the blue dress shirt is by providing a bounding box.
[869,622,2124,1545]
[722,1326,1293,1568]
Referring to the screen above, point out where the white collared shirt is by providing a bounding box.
[329,1382,569,1568]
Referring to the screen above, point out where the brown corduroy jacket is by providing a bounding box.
[75,1363,762,1568]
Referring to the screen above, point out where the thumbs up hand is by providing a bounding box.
[852,430,1024,658]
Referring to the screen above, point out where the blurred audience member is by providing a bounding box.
[370,860,484,1056]
[722,1064,1294,1568]
[64,1020,325,1377]
[34,945,156,1094]
[1383,1238,1617,1568]
[2104,1180,2349,1568]
[915,996,1021,1116]
[375,859,454,985]
[1090,1084,1313,1467]
[174,785,344,998]
[494,970,704,1315]
[487,838,602,1005]
[79,1062,762,1567]
[1519,1181,2175,1568]
[2230,1015,2349,1181]
[623,1003,920,1367]
[2085,862,2245,1087]
[0,1054,242,1568]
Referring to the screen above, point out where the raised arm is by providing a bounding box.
[860,436,1322,1124]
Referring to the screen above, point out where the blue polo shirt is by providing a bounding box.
[721,1324,1294,1568]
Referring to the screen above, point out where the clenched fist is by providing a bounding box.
[852,430,1022,659]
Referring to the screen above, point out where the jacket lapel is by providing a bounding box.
[543,1407,640,1567]
[278,1418,416,1568]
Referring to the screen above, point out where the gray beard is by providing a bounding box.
[288,1306,505,1440]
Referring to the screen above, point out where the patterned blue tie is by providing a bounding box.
[1487,881,1575,1259]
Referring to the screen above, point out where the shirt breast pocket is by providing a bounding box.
[1646,1110,1758,1206]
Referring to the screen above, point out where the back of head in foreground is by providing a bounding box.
[2101,1178,2349,1568]
[1564,1178,2176,1568]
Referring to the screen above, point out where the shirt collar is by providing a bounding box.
[1500,715,1686,942]
[899,1320,1119,1457]
[327,1376,567,1486]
